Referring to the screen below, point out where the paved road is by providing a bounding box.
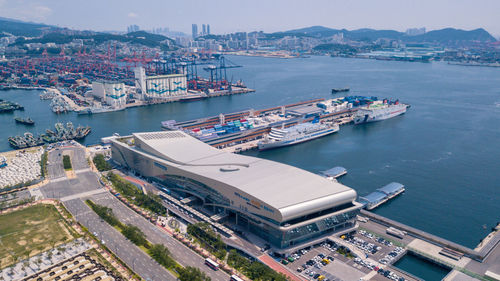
[64,198,175,281]
[68,147,88,171]
[87,192,230,281]
[41,171,101,199]
[47,148,65,179]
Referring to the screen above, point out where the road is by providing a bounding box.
[47,147,65,179]
[40,146,229,281]
[64,198,175,281]
[87,192,230,281]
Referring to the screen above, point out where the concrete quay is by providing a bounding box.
[360,210,500,280]
[360,210,491,261]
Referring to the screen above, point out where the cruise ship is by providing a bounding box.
[353,100,409,124]
[258,122,339,150]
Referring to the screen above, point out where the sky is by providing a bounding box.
[0,0,499,37]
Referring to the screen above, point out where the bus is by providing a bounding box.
[230,275,244,281]
[205,258,219,271]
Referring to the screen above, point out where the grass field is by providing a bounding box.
[0,204,75,268]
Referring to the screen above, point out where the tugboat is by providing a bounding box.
[14,117,35,125]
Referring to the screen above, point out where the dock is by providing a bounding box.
[320,166,348,179]
[359,182,405,210]
[162,97,363,152]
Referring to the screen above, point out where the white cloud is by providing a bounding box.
[0,1,52,22]
[30,5,52,20]
[128,12,138,18]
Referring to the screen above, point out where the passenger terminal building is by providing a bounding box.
[111,131,361,250]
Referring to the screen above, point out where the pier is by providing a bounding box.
[162,97,362,153]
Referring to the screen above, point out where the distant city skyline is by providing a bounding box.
[0,0,499,37]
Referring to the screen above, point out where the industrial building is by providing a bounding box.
[111,131,361,251]
[134,67,187,100]
[90,81,127,108]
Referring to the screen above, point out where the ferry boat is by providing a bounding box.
[258,121,339,151]
[353,100,409,124]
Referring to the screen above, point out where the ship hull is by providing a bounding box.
[258,126,339,151]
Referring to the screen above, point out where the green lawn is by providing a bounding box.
[63,155,72,170]
[0,204,75,268]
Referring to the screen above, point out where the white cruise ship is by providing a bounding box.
[258,122,339,150]
[353,101,409,124]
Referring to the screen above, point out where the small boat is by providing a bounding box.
[331,87,350,93]
[14,117,35,125]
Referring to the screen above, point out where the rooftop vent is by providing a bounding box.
[220,167,240,172]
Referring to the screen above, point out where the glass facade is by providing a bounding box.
[243,208,359,248]
[159,172,359,248]
[158,175,230,207]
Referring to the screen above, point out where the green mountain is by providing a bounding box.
[278,26,497,43]
[0,17,56,37]
[126,31,174,43]
[411,28,496,42]
[0,17,177,50]
[273,26,342,38]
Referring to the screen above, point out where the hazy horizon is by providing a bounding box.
[0,0,499,37]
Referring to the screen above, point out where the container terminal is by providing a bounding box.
[162,96,407,152]
[1,53,254,114]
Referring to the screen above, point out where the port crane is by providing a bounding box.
[202,55,242,88]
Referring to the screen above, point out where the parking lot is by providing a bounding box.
[345,230,406,266]
[282,240,370,281]
[346,230,415,281]
[279,229,415,281]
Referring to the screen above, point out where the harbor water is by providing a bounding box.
[1,56,499,253]
[394,253,450,281]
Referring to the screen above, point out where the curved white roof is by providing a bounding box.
[130,131,357,222]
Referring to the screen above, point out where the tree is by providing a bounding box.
[177,266,211,281]
[121,224,148,247]
[227,249,250,270]
[149,244,175,269]
[93,154,112,171]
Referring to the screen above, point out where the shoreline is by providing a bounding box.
[0,85,47,91]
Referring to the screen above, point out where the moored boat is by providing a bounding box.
[353,99,409,124]
[258,121,339,150]
[14,117,35,125]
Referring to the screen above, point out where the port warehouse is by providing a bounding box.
[134,67,188,100]
[160,96,376,149]
[90,81,127,108]
[111,131,362,251]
